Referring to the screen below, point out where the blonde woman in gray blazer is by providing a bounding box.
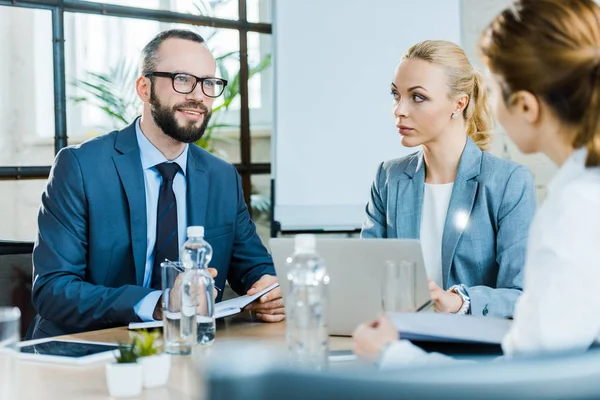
[361,40,536,320]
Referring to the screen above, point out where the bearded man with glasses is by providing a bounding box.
[28,29,283,339]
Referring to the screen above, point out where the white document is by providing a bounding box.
[128,283,280,330]
[389,312,511,344]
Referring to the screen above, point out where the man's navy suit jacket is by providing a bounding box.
[30,121,275,338]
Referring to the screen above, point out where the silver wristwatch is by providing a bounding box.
[449,284,471,315]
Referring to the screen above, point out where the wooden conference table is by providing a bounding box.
[7,312,354,400]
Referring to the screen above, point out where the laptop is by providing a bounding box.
[268,238,433,336]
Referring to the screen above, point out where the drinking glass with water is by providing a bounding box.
[381,260,418,313]
[161,226,216,355]
[162,261,196,355]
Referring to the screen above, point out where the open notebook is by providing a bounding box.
[128,283,279,330]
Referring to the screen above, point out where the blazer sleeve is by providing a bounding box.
[466,165,536,318]
[361,162,388,238]
[32,148,153,330]
[226,165,275,294]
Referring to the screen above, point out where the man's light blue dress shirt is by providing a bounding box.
[133,119,188,321]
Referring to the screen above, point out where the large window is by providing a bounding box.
[0,0,272,242]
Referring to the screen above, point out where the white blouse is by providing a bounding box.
[380,147,600,368]
[420,183,454,287]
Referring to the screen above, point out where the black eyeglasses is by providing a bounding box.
[144,72,228,98]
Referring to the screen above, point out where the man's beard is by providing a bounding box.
[149,87,212,144]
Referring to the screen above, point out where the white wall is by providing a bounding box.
[273,0,560,234]
[273,0,462,231]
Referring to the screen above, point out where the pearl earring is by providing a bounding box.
[452,113,459,119]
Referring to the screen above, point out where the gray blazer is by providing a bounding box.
[362,138,536,318]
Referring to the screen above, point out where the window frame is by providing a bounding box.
[0,0,271,213]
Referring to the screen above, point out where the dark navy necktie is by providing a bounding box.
[151,162,180,290]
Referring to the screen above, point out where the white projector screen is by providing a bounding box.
[273,0,461,232]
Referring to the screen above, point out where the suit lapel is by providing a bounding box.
[440,138,482,288]
[186,146,209,228]
[395,153,425,238]
[112,121,147,286]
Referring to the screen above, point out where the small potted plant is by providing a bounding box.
[134,329,171,389]
[105,343,142,398]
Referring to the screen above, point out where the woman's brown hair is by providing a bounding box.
[480,0,600,167]
[404,40,493,151]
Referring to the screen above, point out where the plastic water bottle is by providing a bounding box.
[285,234,329,369]
[180,226,216,346]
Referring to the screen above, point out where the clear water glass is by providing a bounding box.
[162,261,196,355]
[162,261,215,354]
[381,260,418,313]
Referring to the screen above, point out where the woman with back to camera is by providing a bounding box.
[361,40,536,319]
[354,0,600,368]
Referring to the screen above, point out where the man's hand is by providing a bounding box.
[429,279,463,313]
[245,275,285,322]
[208,268,218,300]
[153,298,163,320]
[352,314,399,363]
[153,268,219,320]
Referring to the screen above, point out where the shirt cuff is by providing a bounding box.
[450,285,471,315]
[378,340,457,369]
[378,340,428,369]
[133,290,162,322]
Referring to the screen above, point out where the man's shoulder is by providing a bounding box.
[66,130,119,158]
[188,144,235,175]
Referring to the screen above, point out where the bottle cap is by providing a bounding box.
[187,226,204,238]
[294,234,316,253]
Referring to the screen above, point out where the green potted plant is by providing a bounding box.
[105,343,142,398]
[134,329,171,389]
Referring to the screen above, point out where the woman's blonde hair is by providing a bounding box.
[480,0,600,167]
[403,40,493,151]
